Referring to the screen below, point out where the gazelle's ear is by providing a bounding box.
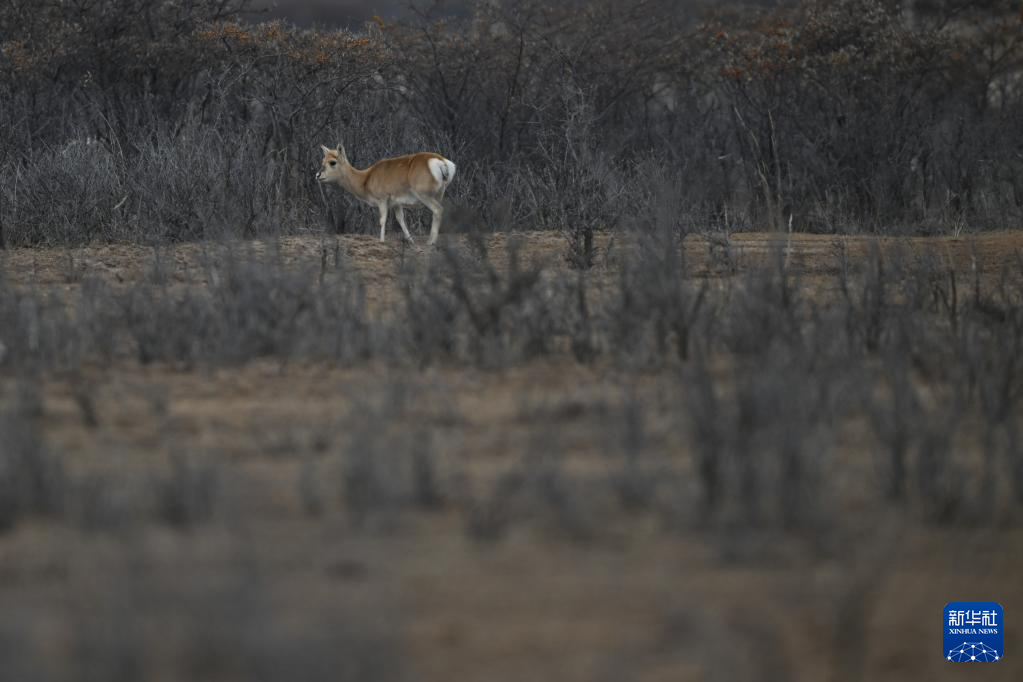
[337,143,347,158]
[320,144,331,155]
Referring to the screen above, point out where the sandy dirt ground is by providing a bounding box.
[5,229,1021,289]
[1,230,1022,681]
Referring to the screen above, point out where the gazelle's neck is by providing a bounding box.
[335,160,369,200]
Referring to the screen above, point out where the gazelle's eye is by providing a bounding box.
[329,161,337,167]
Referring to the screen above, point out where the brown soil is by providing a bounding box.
[5,229,1021,290]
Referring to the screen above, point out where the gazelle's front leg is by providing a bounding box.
[395,206,414,243]
[377,202,389,242]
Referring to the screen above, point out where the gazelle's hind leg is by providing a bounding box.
[377,202,389,242]
[417,195,444,245]
[395,206,414,243]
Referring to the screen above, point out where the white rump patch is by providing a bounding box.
[428,158,457,185]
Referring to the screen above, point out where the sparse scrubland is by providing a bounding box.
[1,1,1023,681]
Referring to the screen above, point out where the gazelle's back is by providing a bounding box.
[363,152,455,201]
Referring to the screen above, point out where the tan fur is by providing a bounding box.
[316,145,456,245]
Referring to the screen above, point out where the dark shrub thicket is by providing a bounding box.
[713,0,1023,232]
[1,0,1022,245]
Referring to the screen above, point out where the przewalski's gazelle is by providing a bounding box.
[316,144,456,245]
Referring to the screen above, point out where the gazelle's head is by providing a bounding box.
[316,144,348,184]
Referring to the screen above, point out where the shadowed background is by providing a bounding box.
[250,0,472,26]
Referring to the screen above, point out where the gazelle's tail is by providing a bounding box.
[428,157,457,186]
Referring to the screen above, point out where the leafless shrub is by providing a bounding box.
[609,396,659,513]
[0,390,66,531]
[466,435,594,543]
[409,430,444,511]
[609,222,709,366]
[335,382,452,529]
[298,459,326,518]
[73,471,138,533]
[401,238,562,367]
[870,353,921,503]
[684,346,837,533]
[154,452,219,528]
